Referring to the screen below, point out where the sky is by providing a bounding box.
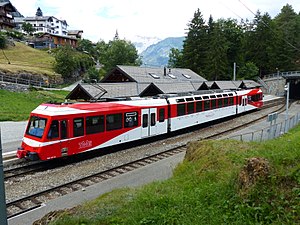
[11,0,300,43]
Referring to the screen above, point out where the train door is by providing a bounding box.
[141,108,157,138]
[240,96,248,113]
[59,119,69,157]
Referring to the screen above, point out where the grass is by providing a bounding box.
[0,42,56,76]
[48,126,300,225]
[0,89,69,121]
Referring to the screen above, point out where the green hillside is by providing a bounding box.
[0,42,56,76]
[46,126,300,225]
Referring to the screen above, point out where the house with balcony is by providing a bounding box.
[0,1,18,29]
[23,15,68,36]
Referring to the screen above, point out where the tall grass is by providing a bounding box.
[49,126,300,225]
[0,89,68,121]
[0,42,56,76]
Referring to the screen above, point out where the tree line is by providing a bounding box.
[168,4,300,81]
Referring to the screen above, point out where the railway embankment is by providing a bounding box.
[34,125,300,225]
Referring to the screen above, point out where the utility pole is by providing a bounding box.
[285,82,290,133]
[233,62,236,81]
[0,129,8,225]
[276,68,279,96]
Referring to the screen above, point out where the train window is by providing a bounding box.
[176,99,185,103]
[26,116,47,138]
[159,108,165,122]
[224,98,229,106]
[47,120,59,139]
[217,99,223,108]
[211,99,217,109]
[229,97,234,106]
[124,112,138,128]
[217,95,222,98]
[195,96,202,100]
[228,93,233,96]
[210,95,216,99]
[151,113,156,126]
[106,113,122,131]
[60,120,68,139]
[73,118,84,137]
[177,104,185,116]
[86,115,104,134]
[204,100,210,111]
[186,97,194,102]
[142,114,148,128]
[223,94,228,97]
[196,101,202,112]
[187,102,195,114]
[203,96,209,100]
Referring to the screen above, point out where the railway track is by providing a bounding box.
[6,146,186,218]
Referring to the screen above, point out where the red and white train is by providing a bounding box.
[17,88,263,161]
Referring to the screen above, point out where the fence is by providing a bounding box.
[0,74,46,87]
[228,112,300,142]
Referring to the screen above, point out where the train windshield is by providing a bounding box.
[26,116,48,138]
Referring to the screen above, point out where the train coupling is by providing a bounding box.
[16,148,39,161]
[16,148,27,159]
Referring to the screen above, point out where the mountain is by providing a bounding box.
[131,36,162,54]
[140,37,184,67]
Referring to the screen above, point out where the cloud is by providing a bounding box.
[12,0,300,42]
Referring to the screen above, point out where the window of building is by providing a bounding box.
[86,115,104,134]
[182,73,191,79]
[168,74,176,79]
[124,112,138,128]
[148,73,160,79]
[106,113,122,131]
[73,118,84,137]
[159,108,165,122]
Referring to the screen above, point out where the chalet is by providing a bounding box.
[66,65,208,100]
[0,1,17,29]
[29,32,78,49]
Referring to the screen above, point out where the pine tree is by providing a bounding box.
[273,4,300,71]
[181,9,208,77]
[206,19,229,80]
[36,7,43,17]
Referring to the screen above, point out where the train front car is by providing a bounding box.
[16,103,66,161]
[17,98,169,161]
[236,88,263,114]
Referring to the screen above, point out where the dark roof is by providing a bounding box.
[101,65,207,84]
[210,81,239,90]
[241,80,261,89]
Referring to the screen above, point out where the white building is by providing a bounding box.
[22,16,68,36]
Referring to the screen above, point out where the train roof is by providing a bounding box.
[31,97,168,117]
